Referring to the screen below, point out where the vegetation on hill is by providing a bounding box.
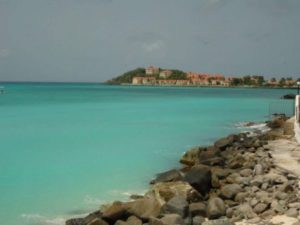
[167,70,187,80]
[231,75,265,86]
[106,68,146,84]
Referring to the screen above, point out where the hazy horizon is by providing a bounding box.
[1,0,300,82]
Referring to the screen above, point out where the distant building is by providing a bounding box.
[145,66,159,75]
[267,79,278,86]
[159,70,173,79]
[132,77,143,85]
[132,76,156,85]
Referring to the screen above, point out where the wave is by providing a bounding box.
[21,214,65,225]
[234,121,270,136]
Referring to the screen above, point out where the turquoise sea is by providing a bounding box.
[0,83,294,225]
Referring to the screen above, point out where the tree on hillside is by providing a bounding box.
[243,76,252,85]
[168,70,187,80]
[279,77,286,86]
[271,77,277,82]
[253,75,265,86]
[231,78,243,86]
[107,68,146,84]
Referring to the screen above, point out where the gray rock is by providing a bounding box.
[261,182,269,190]
[151,169,183,184]
[260,209,276,219]
[234,192,248,203]
[271,200,287,214]
[253,203,268,214]
[161,214,184,225]
[289,203,300,209]
[126,197,162,220]
[114,220,127,225]
[240,169,253,177]
[250,176,263,187]
[161,196,188,218]
[87,219,109,225]
[207,197,226,219]
[102,202,128,222]
[265,173,288,185]
[148,218,165,225]
[211,168,231,179]
[211,174,220,188]
[184,164,212,196]
[202,218,234,225]
[226,208,234,218]
[189,202,206,217]
[246,217,261,224]
[226,173,242,184]
[274,191,288,200]
[126,216,142,225]
[66,211,103,225]
[250,198,258,207]
[286,208,299,218]
[256,191,272,204]
[227,155,245,169]
[214,135,237,150]
[192,216,205,225]
[235,203,257,219]
[66,218,86,225]
[220,184,242,199]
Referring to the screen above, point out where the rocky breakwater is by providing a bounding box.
[66,117,300,225]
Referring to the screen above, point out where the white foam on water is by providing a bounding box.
[84,195,108,206]
[21,214,66,225]
[234,121,270,135]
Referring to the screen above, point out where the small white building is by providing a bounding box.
[145,66,159,75]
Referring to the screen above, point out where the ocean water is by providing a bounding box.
[0,83,294,225]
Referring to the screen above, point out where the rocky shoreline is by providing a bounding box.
[66,116,300,225]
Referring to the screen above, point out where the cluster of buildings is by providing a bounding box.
[132,66,232,86]
[130,66,299,87]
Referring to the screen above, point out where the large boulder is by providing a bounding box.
[115,216,142,225]
[192,216,205,225]
[206,197,226,219]
[234,203,257,219]
[66,211,103,225]
[161,196,188,218]
[180,147,202,166]
[189,202,206,217]
[161,214,184,225]
[180,146,220,166]
[253,203,268,214]
[184,164,212,196]
[214,135,238,150]
[146,181,201,204]
[267,117,286,129]
[150,169,183,184]
[87,219,108,225]
[102,201,128,222]
[66,218,85,225]
[220,184,242,199]
[126,197,162,220]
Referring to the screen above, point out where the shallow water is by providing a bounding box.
[0,83,294,225]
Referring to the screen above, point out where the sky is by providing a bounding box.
[0,0,300,82]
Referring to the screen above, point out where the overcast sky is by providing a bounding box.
[0,0,300,82]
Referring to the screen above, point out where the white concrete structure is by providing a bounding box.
[294,95,300,143]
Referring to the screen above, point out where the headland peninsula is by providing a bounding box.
[106,66,299,89]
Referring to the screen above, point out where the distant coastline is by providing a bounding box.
[106,66,300,89]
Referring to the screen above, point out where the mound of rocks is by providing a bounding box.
[66,121,300,225]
